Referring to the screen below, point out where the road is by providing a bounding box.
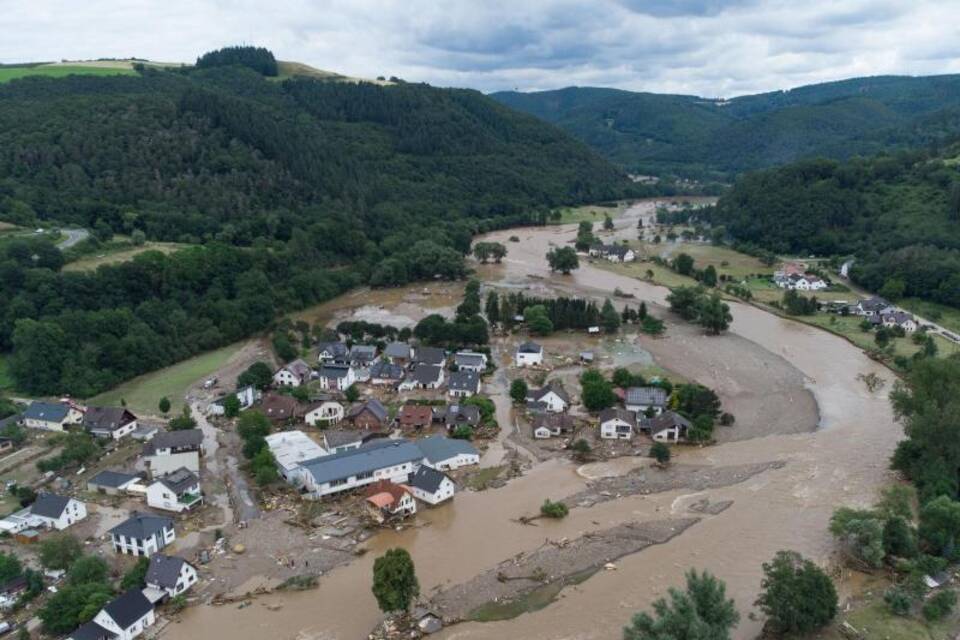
[57,228,89,249]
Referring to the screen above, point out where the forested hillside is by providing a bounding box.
[707,149,960,307]
[0,49,635,396]
[492,75,960,178]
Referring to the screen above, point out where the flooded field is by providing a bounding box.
[167,200,900,640]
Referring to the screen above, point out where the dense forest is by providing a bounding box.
[0,47,639,396]
[707,148,960,307]
[492,75,960,179]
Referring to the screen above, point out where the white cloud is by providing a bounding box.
[1,0,959,96]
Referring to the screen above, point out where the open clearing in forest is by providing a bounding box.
[0,65,136,83]
[63,241,186,271]
[551,203,627,225]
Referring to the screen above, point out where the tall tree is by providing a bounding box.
[372,548,420,613]
[623,570,739,640]
[755,550,837,636]
[546,247,580,274]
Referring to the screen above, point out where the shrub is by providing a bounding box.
[884,586,913,616]
[922,589,957,621]
[650,442,671,465]
[540,499,569,519]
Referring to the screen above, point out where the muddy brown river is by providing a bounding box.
[166,201,899,640]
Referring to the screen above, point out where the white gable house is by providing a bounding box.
[599,408,636,440]
[515,342,544,367]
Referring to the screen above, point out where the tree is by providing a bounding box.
[272,332,298,362]
[603,214,615,230]
[623,569,739,640]
[546,246,579,274]
[580,370,616,411]
[524,305,554,336]
[158,396,171,415]
[67,556,110,586]
[673,253,695,276]
[755,550,837,636]
[39,582,113,634]
[121,557,150,590]
[650,442,671,465]
[168,405,197,431]
[372,548,420,613]
[666,286,703,321]
[237,362,274,391]
[485,291,500,323]
[829,508,885,568]
[702,265,718,287]
[879,277,907,301]
[923,589,957,621]
[697,293,732,335]
[344,384,360,403]
[0,552,22,584]
[490,242,507,263]
[540,499,569,518]
[883,516,918,558]
[919,495,960,558]
[601,299,621,334]
[39,534,83,571]
[223,395,241,418]
[510,379,529,404]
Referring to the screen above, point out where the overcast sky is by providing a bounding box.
[3,0,960,97]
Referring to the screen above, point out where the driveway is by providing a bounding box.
[57,228,89,249]
[192,400,260,523]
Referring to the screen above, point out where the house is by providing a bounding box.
[882,311,918,332]
[145,554,198,599]
[855,296,895,317]
[29,493,87,530]
[83,406,138,440]
[259,393,301,423]
[625,387,668,416]
[301,439,425,498]
[322,429,365,454]
[364,480,417,523]
[399,364,445,391]
[208,385,260,416]
[640,411,692,443]
[369,361,405,386]
[346,399,389,430]
[348,344,378,367]
[317,364,357,392]
[418,436,480,471]
[447,371,481,398]
[599,408,636,440]
[304,398,345,426]
[88,589,155,640]
[109,513,175,557]
[526,383,570,413]
[515,342,544,367]
[453,351,487,372]
[273,359,313,387]
[398,405,434,430]
[437,404,481,432]
[589,243,635,262]
[413,346,446,367]
[0,575,28,610]
[146,468,203,513]
[775,272,828,291]
[88,470,141,496]
[265,431,328,485]
[384,342,413,366]
[407,466,455,505]
[531,413,577,439]
[317,341,349,364]
[143,429,203,477]
[22,400,82,431]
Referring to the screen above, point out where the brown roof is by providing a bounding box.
[260,393,300,421]
[532,413,577,432]
[398,405,433,427]
[363,480,411,508]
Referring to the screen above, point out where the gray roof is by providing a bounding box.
[517,341,542,354]
[155,468,199,495]
[143,429,203,455]
[349,345,378,362]
[0,413,22,430]
[302,439,424,486]
[453,353,486,368]
[109,512,174,540]
[438,404,480,426]
[318,342,349,358]
[146,554,189,589]
[23,401,69,423]
[68,621,116,640]
[530,383,570,404]
[409,466,450,494]
[83,406,137,433]
[417,436,478,464]
[860,297,891,311]
[409,364,443,385]
[448,370,480,392]
[319,364,353,380]
[599,408,636,424]
[88,470,140,489]
[414,346,446,366]
[370,361,405,380]
[30,493,72,518]
[625,387,668,407]
[640,411,692,433]
[323,429,364,448]
[346,398,388,423]
[102,589,154,629]
[384,342,412,358]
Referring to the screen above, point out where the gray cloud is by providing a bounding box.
[1,0,959,97]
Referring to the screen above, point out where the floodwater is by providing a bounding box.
[167,200,900,640]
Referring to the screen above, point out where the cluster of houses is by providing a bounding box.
[773,263,828,291]
[851,297,918,332]
[589,243,637,263]
[600,386,691,442]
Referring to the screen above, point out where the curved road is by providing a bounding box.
[57,228,89,250]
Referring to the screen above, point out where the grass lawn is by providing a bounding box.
[0,65,136,83]
[88,342,243,415]
[898,298,960,335]
[791,314,960,360]
[550,203,627,225]
[596,259,695,288]
[63,241,186,272]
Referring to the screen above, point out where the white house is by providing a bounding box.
[418,436,480,471]
[398,365,445,391]
[265,430,328,486]
[349,344,378,367]
[145,554,198,599]
[303,399,345,426]
[855,297,895,317]
[301,439,424,499]
[22,401,82,431]
[86,589,156,640]
[625,387,668,416]
[208,385,260,416]
[109,513,176,557]
[447,370,481,398]
[882,311,918,333]
[82,406,138,440]
[407,466,455,505]
[369,361,405,386]
[526,384,569,413]
[273,359,313,387]
[317,341,349,364]
[515,342,544,367]
[317,364,357,392]
[640,411,691,443]
[453,351,487,373]
[28,493,87,530]
[143,429,203,478]
[364,481,417,523]
[384,342,413,366]
[531,413,576,439]
[599,408,636,440]
[146,468,203,513]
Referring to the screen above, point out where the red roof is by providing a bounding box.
[364,480,411,508]
[398,405,433,427]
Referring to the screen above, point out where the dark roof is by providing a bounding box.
[448,370,480,392]
[599,408,636,424]
[318,342,349,358]
[0,413,22,430]
[384,342,412,358]
[517,341,542,354]
[641,411,692,433]
[417,436,478,464]
[370,361,405,380]
[23,401,69,423]
[319,364,353,380]
[439,404,480,426]
[349,345,378,362]
[83,406,137,433]
[109,512,174,540]
[30,493,72,518]
[143,429,203,455]
[323,429,364,448]
[258,394,300,420]
[346,399,388,423]
[531,413,577,432]
[0,574,28,595]
[409,364,443,385]
[155,468,199,495]
[625,387,668,407]
[860,297,891,311]
[530,383,569,404]
[414,346,446,366]
[102,589,154,629]
[88,470,140,489]
[301,439,424,485]
[408,466,450,494]
[69,621,117,640]
[146,554,189,589]
[453,352,486,368]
